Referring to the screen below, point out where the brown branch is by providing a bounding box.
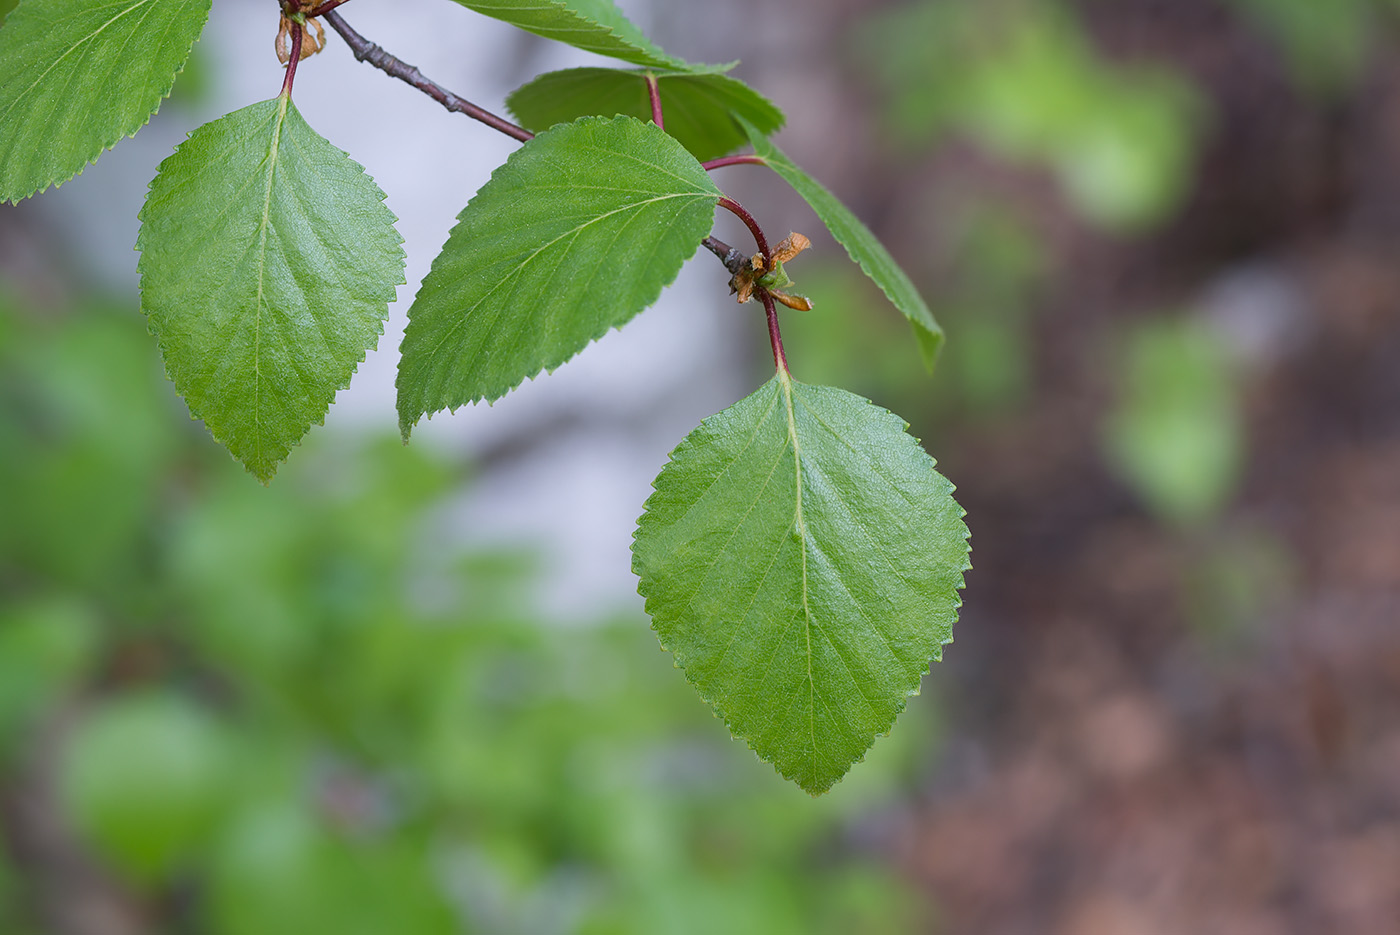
[323,13,756,303]
[322,12,535,143]
[703,236,747,275]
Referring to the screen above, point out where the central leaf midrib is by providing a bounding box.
[778,371,818,764]
[418,189,709,393]
[251,97,290,465]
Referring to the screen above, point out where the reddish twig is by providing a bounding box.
[280,21,304,97]
[306,0,353,16]
[323,11,535,143]
[718,197,769,262]
[713,207,790,372]
[701,154,767,172]
[646,73,665,130]
[760,290,790,374]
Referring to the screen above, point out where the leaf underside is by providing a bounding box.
[507,66,785,163]
[739,120,946,370]
[396,115,721,435]
[138,97,405,482]
[633,374,970,794]
[0,0,211,203]
[450,0,687,69]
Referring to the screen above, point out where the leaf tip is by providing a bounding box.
[248,466,277,487]
[916,322,946,372]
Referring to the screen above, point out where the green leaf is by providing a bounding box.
[740,120,945,370]
[632,372,970,794]
[451,0,686,69]
[397,115,720,435]
[0,0,211,203]
[507,66,785,162]
[138,97,405,482]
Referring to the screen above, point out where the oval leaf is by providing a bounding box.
[138,97,405,482]
[0,0,211,203]
[740,120,945,370]
[507,66,785,162]
[633,373,971,794]
[397,115,721,435]
[451,0,685,69]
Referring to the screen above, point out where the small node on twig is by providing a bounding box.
[728,232,814,311]
[276,6,327,65]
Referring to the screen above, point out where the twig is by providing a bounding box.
[323,12,535,143]
[703,236,747,275]
[702,154,767,171]
[761,290,790,374]
[280,21,304,97]
[322,12,752,284]
[646,73,665,130]
[307,0,353,16]
[717,197,769,261]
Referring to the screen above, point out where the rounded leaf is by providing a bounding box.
[633,375,970,793]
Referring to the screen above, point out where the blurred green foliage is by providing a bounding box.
[0,289,933,933]
[1103,318,1243,528]
[861,0,1202,231]
[929,206,1046,417]
[783,202,1045,426]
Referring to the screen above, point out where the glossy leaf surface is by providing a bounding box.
[451,0,685,69]
[508,66,784,162]
[397,115,720,434]
[138,97,404,482]
[0,0,211,202]
[633,372,970,793]
[742,121,945,369]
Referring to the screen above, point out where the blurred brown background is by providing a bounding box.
[721,1,1400,932]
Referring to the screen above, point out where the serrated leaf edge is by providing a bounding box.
[736,118,945,370]
[0,0,213,204]
[631,378,971,794]
[456,0,690,70]
[136,98,406,484]
[398,114,719,436]
[505,65,784,126]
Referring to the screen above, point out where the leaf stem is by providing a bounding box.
[713,204,789,372]
[717,197,769,261]
[702,154,767,172]
[280,21,304,98]
[646,73,665,130]
[323,12,535,143]
[761,289,790,374]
